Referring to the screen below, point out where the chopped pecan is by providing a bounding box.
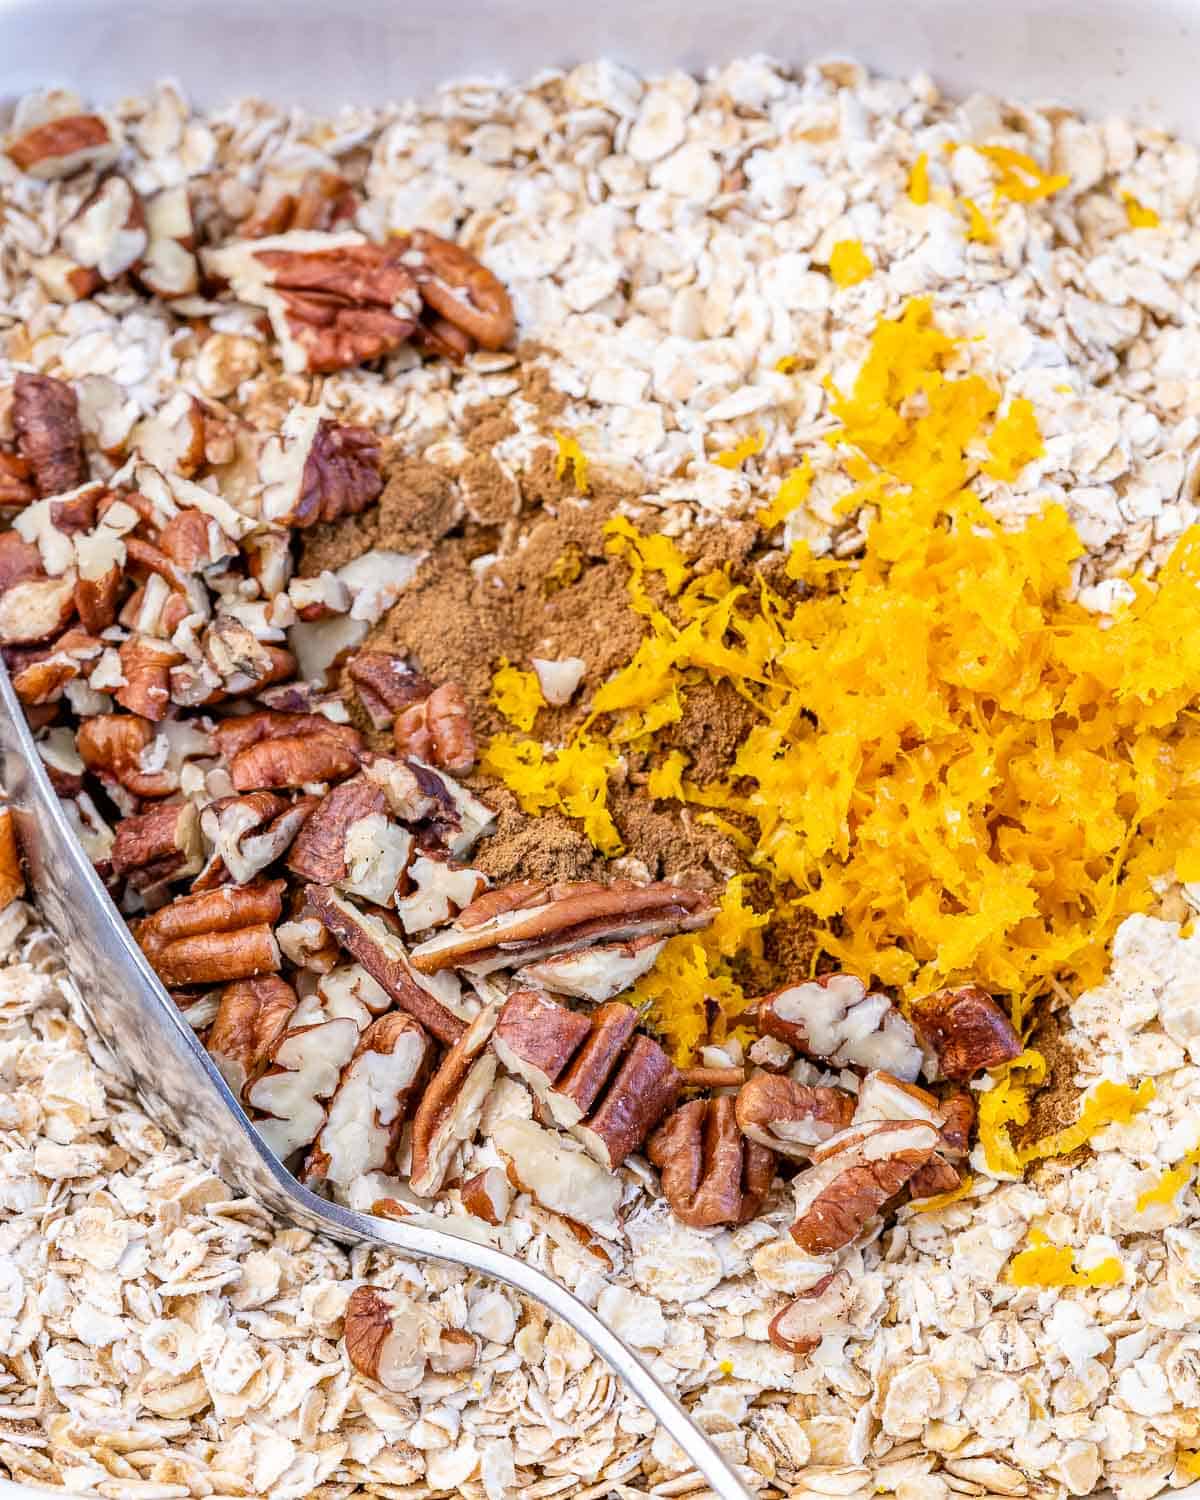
[411,309,475,362]
[304,884,465,1046]
[735,1074,856,1160]
[0,807,25,910]
[305,1011,428,1189]
[0,530,43,592]
[246,1013,360,1160]
[767,1270,855,1355]
[205,232,422,374]
[545,1001,637,1127]
[907,1091,976,1201]
[460,1166,512,1226]
[492,988,592,1103]
[6,111,119,179]
[401,229,515,351]
[49,484,101,534]
[115,637,183,721]
[0,575,75,646]
[347,650,431,729]
[229,733,361,792]
[195,791,314,892]
[393,682,476,773]
[76,714,175,799]
[9,628,102,705]
[206,973,299,1099]
[395,852,487,935]
[286,777,387,883]
[259,408,383,528]
[240,169,358,239]
[910,984,1022,1080]
[110,801,203,883]
[409,878,713,976]
[648,1095,776,1229]
[789,1120,939,1253]
[136,879,285,988]
[12,373,86,497]
[409,1003,498,1196]
[139,186,200,299]
[0,451,36,508]
[492,1117,622,1240]
[573,1033,680,1168]
[755,973,923,1082]
[275,900,341,975]
[60,176,147,283]
[343,1285,428,1390]
[74,564,122,634]
[212,709,362,762]
[907,1155,965,1200]
[517,934,666,1003]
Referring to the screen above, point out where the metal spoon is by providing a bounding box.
[0,663,753,1500]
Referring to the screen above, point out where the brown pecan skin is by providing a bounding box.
[207,974,299,1097]
[405,229,514,351]
[13,373,86,497]
[229,734,361,792]
[212,711,361,762]
[649,1096,775,1229]
[293,421,383,528]
[347,651,431,729]
[76,715,176,799]
[910,984,1022,1080]
[393,682,475,773]
[286,776,387,883]
[7,114,112,175]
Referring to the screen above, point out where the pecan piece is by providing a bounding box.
[136,879,284,988]
[0,574,76,646]
[460,1166,512,1226]
[648,1096,776,1229]
[213,710,362,762]
[393,682,476,773]
[755,973,923,1081]
[286,776,387,884]
[347,650,431,729]
[517,934,666,1003]
[409,1004,498,1197]
[305,1011,429,1189]
[343,1285,428,1391]
[205,232,422,374]
[409,878,713,976]
[734,1074,856,1160]
[395,852,487,936]
[76,714,176,799]
[910,984,1022,1080]
[402,230,514,351]
[545,1001,637,1127]
[6,111,119,179]
[239,169,358,239]
[9,628,102,705]
[492,988,591,1104]
[259,407,384,528]
[572,1033,680,1168]
[0,531,43,593]
[0,807,25,910]
[59,176,147,284]
[195,792,314,889]
[115,637,183,721]
[852,1070,944,1128]
[789,1120,939,1253]
[0,452,36,508]
[139,186,200,299]
[246,1013,360,1160]
[13,373,86,497]
[767,1270,855,1355]
[304,884,465,1046]
[206,974,299,1100]
[229,733,361,792]
[110,801,204,883]
[492,1117,622,1240]
[908,1091,976,1201]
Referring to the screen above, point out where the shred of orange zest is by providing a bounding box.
[489,657,545,732]
[984,397,1045,481]
[1136,1146,1200,1211]
[1123,192,1160,229]
[975,143,1071,203]
[1180,1452,1200,1479]
[1007,1229,1123,1288]
[479,734,622,856]
[775,354,799,373]
[908,152,930,206]
[713,430,766,469]
[961,196,995,243]
[757,457,814,529]
[553,430,590,494]
[829,239,873,288]
[909,1175,975,1213]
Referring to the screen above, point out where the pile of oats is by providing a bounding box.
[5,53,1200,1500]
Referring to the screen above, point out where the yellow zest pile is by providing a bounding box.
[1137,1146,1200,1211]
[829,239,873,288]
[1123,192,1160,229]
[1007,1229,1123,1288]
[553,430,590,494]
[713,430,766,469]
[485,296,1200,1062]
[490,658,545,732]
[979,1065,1155,1176]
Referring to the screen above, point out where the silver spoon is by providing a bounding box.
[0,662,753,1500]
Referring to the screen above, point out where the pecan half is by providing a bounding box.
[0,807,25,910]
[393,682,476,773]
[110,801,204,883]
[305,1010,428,1189]
[13,373,86,498]
[767,1270,855,1355]
[212,710,362,762]
[492,988,591,1103]
[206,973,299,1100]
[734,1074,856,1160]
[229,733,361,792]
[260,410,384,529]
[789,1120,939,1253]
[755,973,923,1082]
[409,1003,498,1196]
[648,1096,776,1229]
[136,879,284,988]
[909,984,1022,1080]
[304,884,465,1046]
[409,878,713,975]
[6,112,119,179]
[286,776,387,884]
[206,232,422,374]
[347,650,431,729]
[402,230,515,351]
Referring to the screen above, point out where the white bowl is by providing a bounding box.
[1,3,1195,1497]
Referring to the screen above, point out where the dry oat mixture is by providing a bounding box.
[4,52,1200,1500]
